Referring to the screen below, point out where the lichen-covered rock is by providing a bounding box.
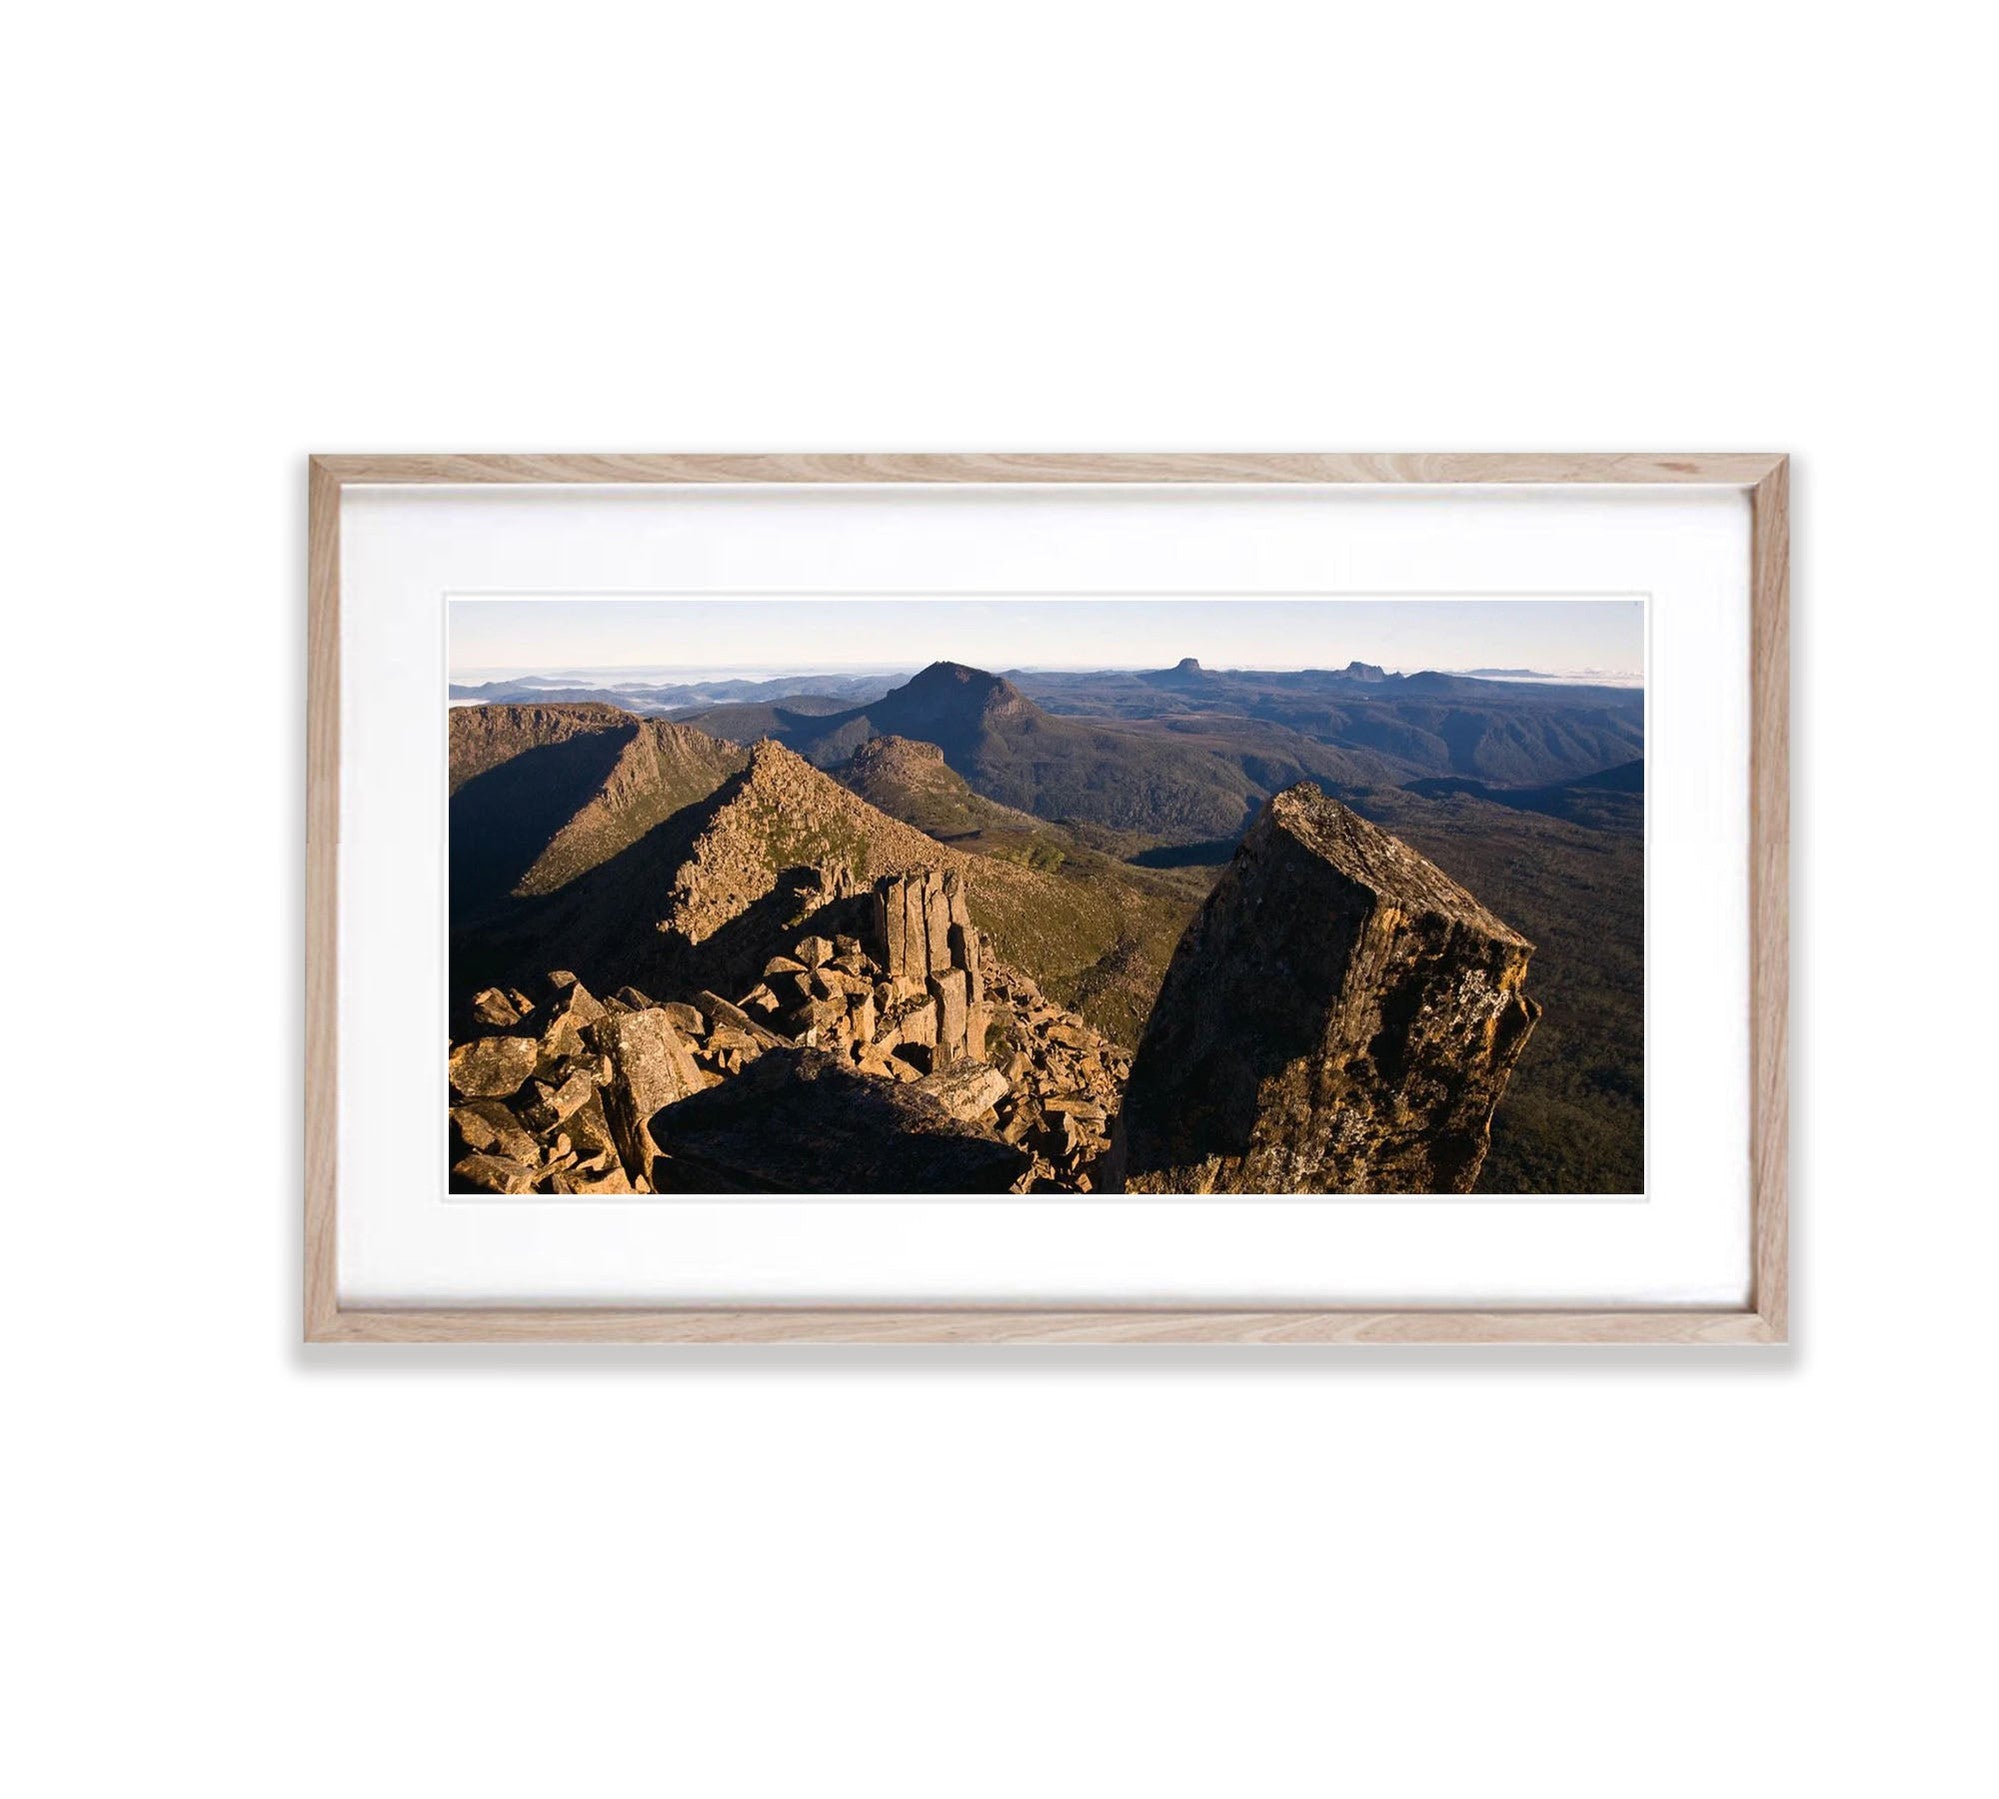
[450,1098,539,1163]
[911,1062,1009,1121]
[657,1001,707,1037]
[471,987,523,1028]
[587,1008,704,1182]
[448,1035,539,1098]
[546,972,606,1025]
[450,1152,540,1194]
[1112,783,1540,1195]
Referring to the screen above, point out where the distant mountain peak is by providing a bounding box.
[892,661,1032,721]
[1341,660,1389,681]
[907,659,1003,692]
[1143,656,1217,688]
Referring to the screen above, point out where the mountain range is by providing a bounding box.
[450,710,1204,1050]
[665,659,1641,841]
[448,657,1645,1191]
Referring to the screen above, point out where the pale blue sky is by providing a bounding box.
[449,596,1644,681]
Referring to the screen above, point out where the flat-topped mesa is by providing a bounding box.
[867,868,987,1066]
[1111,783,1540,1195]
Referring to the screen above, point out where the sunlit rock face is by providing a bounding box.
[1111,784,1540,1195]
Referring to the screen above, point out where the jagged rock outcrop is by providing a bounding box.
[587,1007,703,1182]
[445,858,1132,1195]
[1111,783,1540,1194]
[869,869,987,1066]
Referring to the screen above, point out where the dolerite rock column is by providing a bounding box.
[1112,784,1540,1194]
[868,869,988,1067]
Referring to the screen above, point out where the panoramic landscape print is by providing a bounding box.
[446,597,1644,1197]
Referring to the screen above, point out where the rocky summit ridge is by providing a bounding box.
[448,768,1539,1196]
[450,861,1130,1196]
[659,738,988,948]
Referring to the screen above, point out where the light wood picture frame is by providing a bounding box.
[306,453,1789,1344]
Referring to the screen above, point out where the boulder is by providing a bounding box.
[705,1021,773,1059]
[658,1002,708,1037]
[470,987,522,1028]
[691,990,790,1049]
[896,995,939,1048]
[1042,1094,1109,1126]
[794,935,835,968]
[778,996,847,1042]
[448,1035,539,1098]
[521,1069,595,1132]
[450,1152,539,1195]
[536,1010,587,1070]
[646,1049,1031,1193]
[450,1098,538,1162]
[587,1009,704,1181]
[912,1062,1009,1121]
[1112,783,1539,1195]
[546,972,607,1025]
[564,1091,619,1165]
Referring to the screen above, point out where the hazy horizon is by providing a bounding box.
[449,596,1645,686]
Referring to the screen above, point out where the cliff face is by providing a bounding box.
[1112,783,1540,1194]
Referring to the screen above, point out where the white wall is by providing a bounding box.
[9,4,1991,1795]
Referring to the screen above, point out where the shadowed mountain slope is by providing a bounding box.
[448,706,748,926]
[453,731,1201,1048]
[1403,758,1644,834]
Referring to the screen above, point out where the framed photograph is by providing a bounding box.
[307,453,1787,1343]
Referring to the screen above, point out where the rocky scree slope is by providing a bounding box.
[448,863,1131,1196]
